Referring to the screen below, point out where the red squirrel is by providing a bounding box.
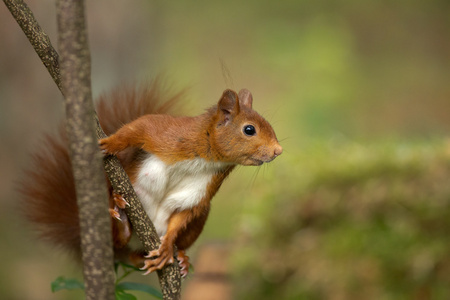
[20,81,282,277]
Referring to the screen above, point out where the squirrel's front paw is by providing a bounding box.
[140,240,175,275]
[98,138,113,155]
[98,136,123,155]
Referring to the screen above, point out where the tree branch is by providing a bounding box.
[3,0,62,93]
[4,0,181,298]
[56,0,115,298]
[101,143,182,300]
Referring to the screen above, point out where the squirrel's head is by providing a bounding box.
[211,89,282,166]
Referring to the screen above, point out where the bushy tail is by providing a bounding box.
[97,80,183,135]
[19,80,184,256]
[19,130,80,256]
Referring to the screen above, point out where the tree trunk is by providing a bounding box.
[3,0,182,298]
[56,0,115,299]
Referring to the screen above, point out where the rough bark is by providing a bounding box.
[101,144,182,300]
[56,0,115,299]
[3,0,62,93]
[4,0,182,298]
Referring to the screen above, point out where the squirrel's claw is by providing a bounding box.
[140,242,175,275]
[113,192,130,209]
[177,250,190,278]
[108,208,121,221]
[138,236,190,277]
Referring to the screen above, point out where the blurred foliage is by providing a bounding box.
[153,0,450,139]
[50,262,163,299]
[2,0,450,299]
[233,139,450,300]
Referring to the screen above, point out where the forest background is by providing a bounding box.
[1,1,449,299]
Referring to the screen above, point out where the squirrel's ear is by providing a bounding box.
[218,89,240,116]
[238,89,253,109]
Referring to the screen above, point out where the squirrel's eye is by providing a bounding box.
[243,125,256,136]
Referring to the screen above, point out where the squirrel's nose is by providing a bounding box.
[273,144,283,157]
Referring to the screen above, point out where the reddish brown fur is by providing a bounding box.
[135,164,236,275]
[99,88,282,273]
[99,89,282,166]
[21,84,282,274]
[19,81,183,259]
[19,130,81,257]
[174,167,234,250]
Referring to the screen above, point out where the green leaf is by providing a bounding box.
[51,276,84,292]
[116,282,163,299]
[117,261,143,272]
[116,290,138,300]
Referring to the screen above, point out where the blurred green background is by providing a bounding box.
[1,0,449,299]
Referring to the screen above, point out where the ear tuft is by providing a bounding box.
[238,89,253,109]
[218,89,239,115]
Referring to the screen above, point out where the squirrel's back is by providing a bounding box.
[19,80,183,256]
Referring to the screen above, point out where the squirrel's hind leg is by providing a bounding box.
[177,250,190,278]
[110,192,132,248]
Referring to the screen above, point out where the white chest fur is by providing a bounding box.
[133,155,229,236]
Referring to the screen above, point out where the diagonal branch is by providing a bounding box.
[3,0,181,298]
[3,0,62,93]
